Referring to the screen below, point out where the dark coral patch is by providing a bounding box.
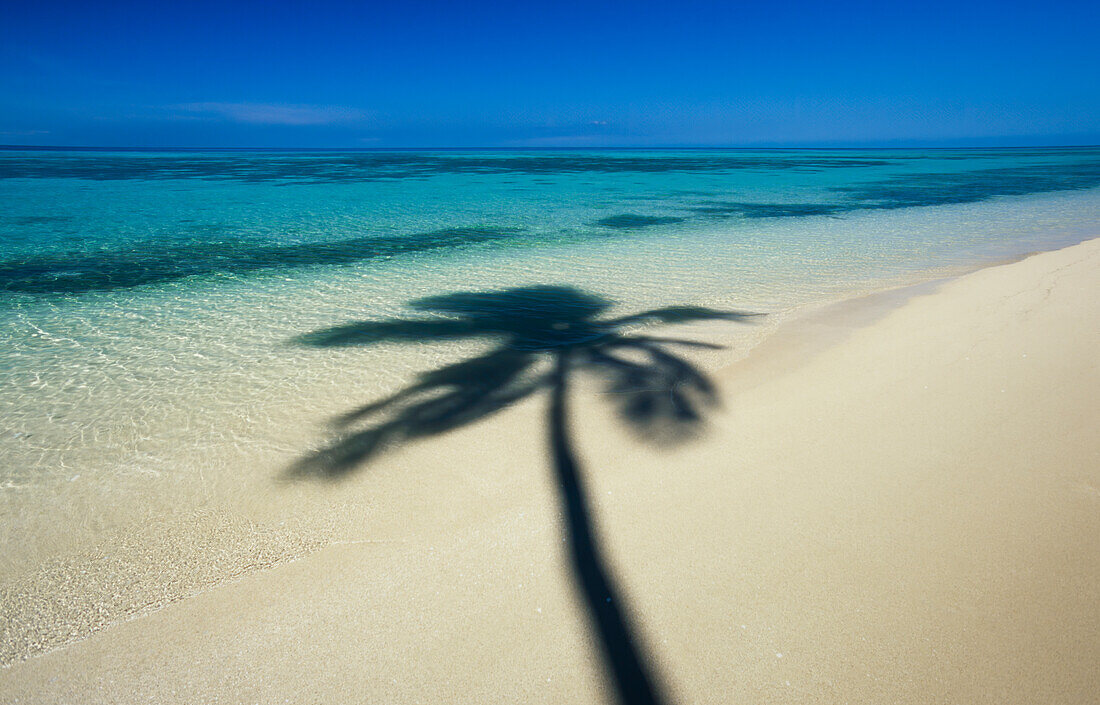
[595,214,686,229]
[0,226,524,295]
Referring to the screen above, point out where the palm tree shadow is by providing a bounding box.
[289,285,759,705]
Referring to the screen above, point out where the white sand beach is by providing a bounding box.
[2,237,1098,704]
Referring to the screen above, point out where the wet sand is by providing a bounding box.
[2,238,1098,704]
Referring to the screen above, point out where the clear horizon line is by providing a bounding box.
[3,142,1099,152]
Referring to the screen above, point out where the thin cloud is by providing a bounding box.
[173,103,370,126]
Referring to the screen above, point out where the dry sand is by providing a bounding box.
[2,238,1098,704]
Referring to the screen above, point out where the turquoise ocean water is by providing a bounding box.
[1,147,1099,658]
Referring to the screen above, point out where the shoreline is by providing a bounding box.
[616,241,1055,386]
[2,235,1097,702]
[3,235,1096,661]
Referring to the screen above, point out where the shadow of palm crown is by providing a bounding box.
[292,285,757,478]
[288,285,757,705]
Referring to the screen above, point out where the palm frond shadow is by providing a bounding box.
[289,285,759,705]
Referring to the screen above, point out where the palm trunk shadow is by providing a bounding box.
[550,350,667,705]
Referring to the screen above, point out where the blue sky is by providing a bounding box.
[2,0,1098,148]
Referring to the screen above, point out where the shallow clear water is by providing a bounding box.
[3,146,1100,490]
[1,148,1098,656]
[1,148,1098,290]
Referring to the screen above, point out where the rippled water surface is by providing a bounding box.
[1,148,1098,659]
